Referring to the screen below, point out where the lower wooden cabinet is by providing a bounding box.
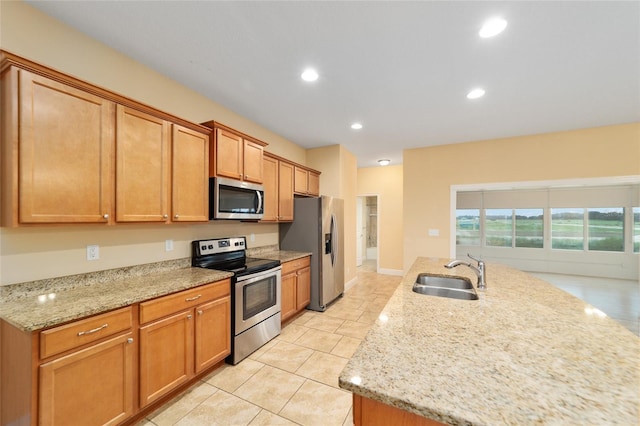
[281,256,311,322]
[195,296,231,373]
[353,394,446,426]
[39,332,135,426]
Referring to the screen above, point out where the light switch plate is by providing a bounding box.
[165,239,174,251]
[428,229,440,237]
[87,245,99,261]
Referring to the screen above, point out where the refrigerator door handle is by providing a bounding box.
[330,213,337,267]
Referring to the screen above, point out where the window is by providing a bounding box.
[456,209,480,246]
[634,207,640,253]
[485,209,512,247]
[587,208,624,252]
[551,208,584,250]
[515,209,544,248]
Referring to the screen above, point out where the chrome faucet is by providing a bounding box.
[445,254,487,289]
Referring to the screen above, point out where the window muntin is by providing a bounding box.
[456,209,480,246]
[587,208,624,252]
[551,208,584,250]
[515,209,544,248]
[485,209,512,247]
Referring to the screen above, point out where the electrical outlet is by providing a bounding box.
[87,245,99,261]
[165,239,174,252]
[250,233,255,242]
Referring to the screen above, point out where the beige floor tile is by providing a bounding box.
[295,351,349,388]
[134,420,155,426]
[280,380,352,426]
[234,365,306,413]
[248,409,298,425]
[291,310,323,326]
[255,340,314,372]
[294,328,343,352]
[174,390,261,426]
[323,305,364,322]
[330,335,362,359]
[149,381,217,426]
[356,310,381,325]
[278,323,309,343]
[302,315,345,333]
[335,320,371,339]
[247,337,279,361]
[204,358,265,393]
[342,406,354,426]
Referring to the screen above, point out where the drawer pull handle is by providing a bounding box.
[185,294,202,302]
[77,324,108,336]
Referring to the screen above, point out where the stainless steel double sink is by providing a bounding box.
[412,274,478,300]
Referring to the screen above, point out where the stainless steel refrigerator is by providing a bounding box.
[279,196,344,311]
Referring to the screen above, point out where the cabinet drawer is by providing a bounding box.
[40,306,133,359]
[282,256,311,276]
[140,279,231,325]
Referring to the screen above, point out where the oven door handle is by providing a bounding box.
[235,266,282,283]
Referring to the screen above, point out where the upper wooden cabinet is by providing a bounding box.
[1,68,115,226]
[0,51,211,226]
[294,166,321,197]
[201,121,266,184]
[262,153,294,222]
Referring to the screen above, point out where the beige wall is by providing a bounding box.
[308,145,358,284]
[0,1,312,285]
[357,165,404,273]
[403,123,640,270]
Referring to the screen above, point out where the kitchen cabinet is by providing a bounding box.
[202,121,266,184]
[0,51,211,227]
[294,166,321,197]
[38,307,135,426]
[280,256,311,322]
[353,394,445,426]
[139,279,230,406]
[1,67,114,226]
[262,153,294,222]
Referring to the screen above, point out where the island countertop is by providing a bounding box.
[338,257,640,425]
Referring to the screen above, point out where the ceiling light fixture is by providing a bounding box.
[301,68,319,82]
[479,17,507,38]
[378,159,390,166]
[466,88,485,99]
[351,123,363,130]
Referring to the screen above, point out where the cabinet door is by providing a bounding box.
[261,155,278,222]
[242,140,264,183]
[281,273,298,322]
[278,161,295,221]
[194,296,231,373]
[39,332,134,426]
[172,125,209,222]
[216,128,243,180]
[294,167,309,195]
[116,105,170,222]
[139,311,194,407]
[296,266,311,311]
[18,70,114,224]
[308,172,320,197]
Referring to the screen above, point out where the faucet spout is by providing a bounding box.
[444,254,487,289]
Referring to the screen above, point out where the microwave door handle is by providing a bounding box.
[256,190,263,214]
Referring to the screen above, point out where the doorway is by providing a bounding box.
[356,195,378,272]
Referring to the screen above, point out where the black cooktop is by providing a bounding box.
[191,237,280,277]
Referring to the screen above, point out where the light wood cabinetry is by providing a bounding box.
[353,394,446,426]
[280,256,311,322]
[294,166,321,197]
[201,121,266,184]
[139,279,230,407]
[262,154,294,222]
[0,51,211,227]
[1,67,114,226]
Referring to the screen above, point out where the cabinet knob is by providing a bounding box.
[103,214,109,220]
[174,214,180,219]
[197,310,203,316]
[187,314,193,320]
[163,214,168,219]
[127,338,134,344]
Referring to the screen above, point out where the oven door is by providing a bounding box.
[234,267,281,335]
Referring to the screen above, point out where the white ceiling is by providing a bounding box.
[27,1,640,168]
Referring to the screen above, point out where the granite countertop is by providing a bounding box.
[339,257,640,425]
[255,250,311,263]
[0,259,233,332]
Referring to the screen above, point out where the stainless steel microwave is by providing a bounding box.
[210,177,264,220]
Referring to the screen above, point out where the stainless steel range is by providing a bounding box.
[192,237,281,364]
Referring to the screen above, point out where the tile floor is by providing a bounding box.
[137,270,401,426]
[136,267,638,425]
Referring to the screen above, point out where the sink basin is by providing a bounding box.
[412,274,478,300]
[415,274,473,290]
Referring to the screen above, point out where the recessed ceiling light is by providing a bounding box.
[466,88,485,99]
[479,18,507,38]
[378,159,390,166]
[351,123,363,130]
[301,68,319,82]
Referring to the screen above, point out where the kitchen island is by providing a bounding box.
[339,258,639,425]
